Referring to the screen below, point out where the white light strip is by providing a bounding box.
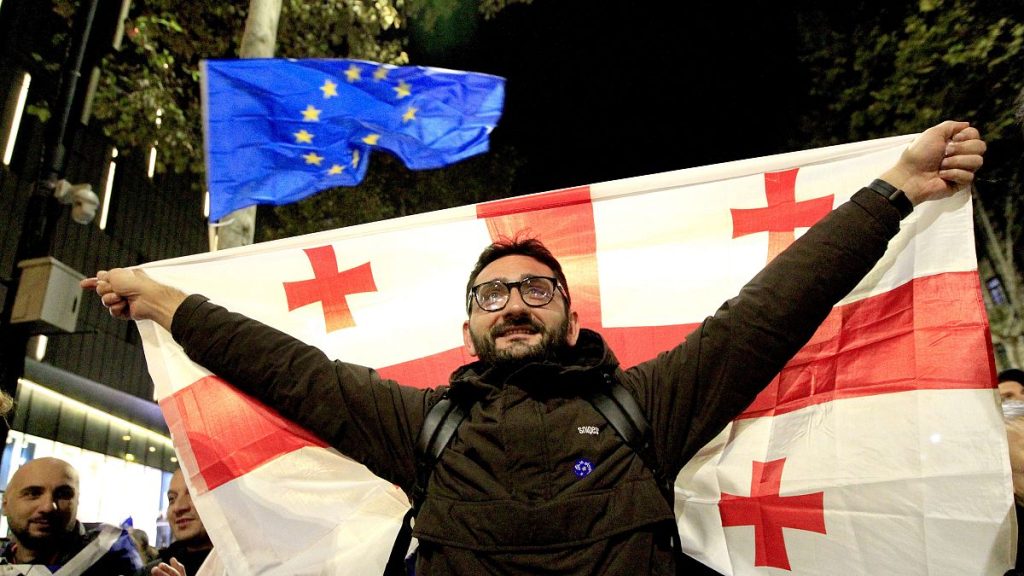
[29,335,48,361]
[203,190,210,218]
[112,0,132,51]
[3,72,31,166]
[147,146,157,178]
[18,377,174,449]
[99,154,117,230]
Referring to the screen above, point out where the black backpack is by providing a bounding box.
[384,373,684,575]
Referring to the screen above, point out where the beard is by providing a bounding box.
[9,517,72,557]
[470,310,571,367]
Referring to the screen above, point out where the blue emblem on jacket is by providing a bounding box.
[574,458,594,478]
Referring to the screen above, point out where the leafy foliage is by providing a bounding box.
[796,0,1023,143]
[84,0,530,176]
[89,1,414,175]
[794,0,1024,227]
[60,0,526,241]
[794,0,1024,367]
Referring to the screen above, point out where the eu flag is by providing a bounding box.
[201,58,506,222]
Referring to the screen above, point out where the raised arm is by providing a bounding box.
[634,120,986,474]
[82,268,429,489]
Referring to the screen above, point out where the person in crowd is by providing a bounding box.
[999,368,1024,403]
[0,457,142,574]
[1003,400,1024,576]
[0,390,13,419]
[138,468,213,576]
[84,120,985,574]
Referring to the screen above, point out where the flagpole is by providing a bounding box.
[208,0,282,252]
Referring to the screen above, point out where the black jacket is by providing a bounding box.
[137,541,212,576]
[173,188,902,574]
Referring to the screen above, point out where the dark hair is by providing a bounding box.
[999,368,1024,385]
[466,236,570,314]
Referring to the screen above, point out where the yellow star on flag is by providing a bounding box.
[351,149,361,168]
[402,106,418,123]
[345,64,362,83]
[320,80,338,98]
[301,105,322,121]
[362,133,380,145]
[328,164,344,175]
[294,129,314,144]
[303,152,324,166]
[394,80,411,99]
[373,66,390,81]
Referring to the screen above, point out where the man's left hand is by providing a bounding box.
[880,120,986,205]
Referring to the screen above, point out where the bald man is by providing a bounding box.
[1,457,142,575]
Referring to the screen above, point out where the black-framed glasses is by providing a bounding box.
[467,276,567,312]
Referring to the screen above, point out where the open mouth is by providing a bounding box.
[498,327,537,338]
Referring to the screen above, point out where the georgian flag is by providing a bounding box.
[136,134,1012,575]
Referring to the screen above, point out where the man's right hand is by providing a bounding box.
[80,268,187,331]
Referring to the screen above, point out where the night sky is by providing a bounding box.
[411,1,811,195]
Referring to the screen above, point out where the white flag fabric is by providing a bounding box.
[136,134,1012,575]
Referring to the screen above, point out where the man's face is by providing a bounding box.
[1007,419,1024,506]
[167,470,210,548]
[463,255,579,365]
[999,379,1024,402]
[1,458,79,551]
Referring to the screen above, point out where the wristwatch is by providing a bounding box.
[868,179,914,219]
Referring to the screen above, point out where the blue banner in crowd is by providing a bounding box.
[201,58,506,222]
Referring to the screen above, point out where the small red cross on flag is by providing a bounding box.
[283,245,377,333]
[731,168,834,263]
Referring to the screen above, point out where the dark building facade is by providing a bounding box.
[0,0,207,534]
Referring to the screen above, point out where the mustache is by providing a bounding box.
[490,312,543,337]
[28,512,59,522]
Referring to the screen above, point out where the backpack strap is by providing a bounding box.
[385,392,468,576]
[589,373,672,500]
[588,372,687,575]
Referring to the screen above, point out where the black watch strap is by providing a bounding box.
[868,179,914,219]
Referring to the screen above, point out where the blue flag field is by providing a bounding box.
[201,58,506,222]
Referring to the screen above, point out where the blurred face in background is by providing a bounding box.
[167,469,211,551]
[1000,378,1024,403]
[1006,418,1024,506]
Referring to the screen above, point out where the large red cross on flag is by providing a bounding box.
[718,458,825,570]
[137,133,1012,575]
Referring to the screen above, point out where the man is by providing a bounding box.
[0,457,142,575]
[999,368,1024,402]
[1003,400,1024,576]
[84,121,985,574]
[137,469,213,576]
